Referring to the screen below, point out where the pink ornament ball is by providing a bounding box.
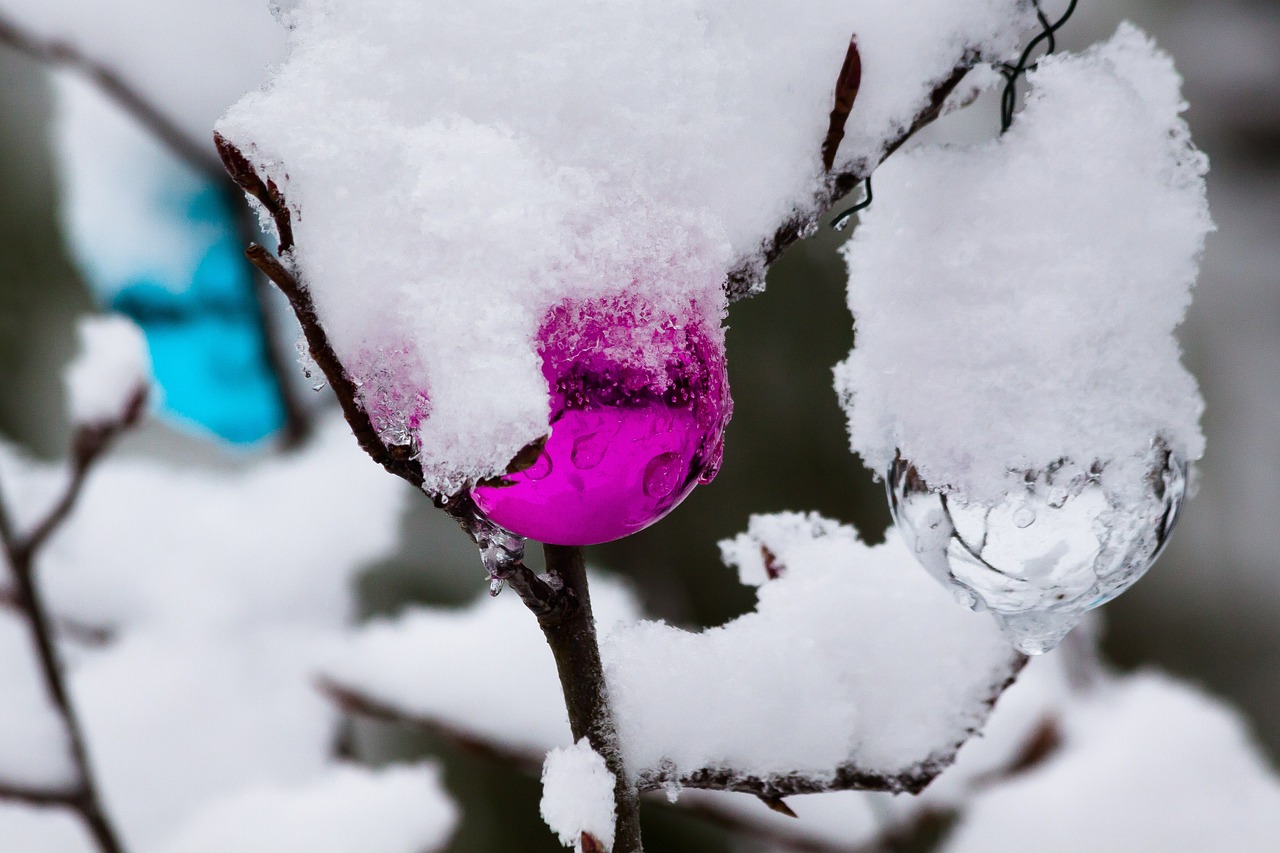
[471,297,731,546]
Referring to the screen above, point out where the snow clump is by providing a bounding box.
[540,739,618,852]
[218,0,1035,494]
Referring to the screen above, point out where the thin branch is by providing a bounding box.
[0,588,113,647]
[0,782,82,809]
[0,395,145,853]
[227,191,313,449]
[539,544,644,852]
[318,680,544,773]
[0,11,221,181]
[241,241,425,488]
[215,134,295,252]
[12,390,144,564]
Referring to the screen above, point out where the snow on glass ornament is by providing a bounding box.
[887,443,1187,655]
[471,297,731,546]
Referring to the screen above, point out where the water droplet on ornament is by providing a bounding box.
[524,450,553,481]
[643,452,682,498]
[571,432,608,470]
[888,445,1186,655]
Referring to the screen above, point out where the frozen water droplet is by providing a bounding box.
[469,512,525,588]
[888,446,1186,654]
[643,452,682,498]
[524,450,553,481]
[995,611,1077,656]
[570,431,608,469]
[488,577,506,597]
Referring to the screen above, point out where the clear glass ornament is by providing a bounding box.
[888,444,1186,654]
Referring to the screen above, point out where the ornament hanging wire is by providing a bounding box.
[999,0,1080,133]
[829,0,1079,228]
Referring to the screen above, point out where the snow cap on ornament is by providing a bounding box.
[835,26,1212,654]
[473,294,731,546]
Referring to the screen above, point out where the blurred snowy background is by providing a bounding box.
[0,0,1277,850]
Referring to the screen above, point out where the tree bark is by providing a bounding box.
[540,544,643,852]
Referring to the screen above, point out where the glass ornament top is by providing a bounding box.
[888,444,1187,654]
[471,297,731,546]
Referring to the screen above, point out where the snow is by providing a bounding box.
[835,25,1212,504]
[0,0,285,156]
[327,512,1021,787]
[161,764,458,853]
[685,660,1280,853]
[0,804,92,853]
[540,740,617,852]
[941,672,1280,853]
[0,612,77,791]
[324,573,644,758]
[62,314,150,427]
[0,417,457,851]
[608,514,1020,781]
[217,0,1035,494]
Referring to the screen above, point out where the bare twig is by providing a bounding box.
[228,197,313,449]
[0,392,146,853]
[318,680,544,773]
[0,588,113,646]
[0,11,220,180]
[539,544,643,851]
[241,242,425,488]
[0,781,82,809]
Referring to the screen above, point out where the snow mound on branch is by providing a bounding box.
[218,0,1033,493]
[941,672,1280,853]
[609,513,1020,781]
[325,513,1021,786]
[836,24,1211,503]
[63,314,149,427]
[323,573,644,757]
[161,764,457,853]
[540,740,617,852]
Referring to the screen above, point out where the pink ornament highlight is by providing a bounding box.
[471,297,731,546]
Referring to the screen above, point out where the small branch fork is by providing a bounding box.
[0,389,146,853]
